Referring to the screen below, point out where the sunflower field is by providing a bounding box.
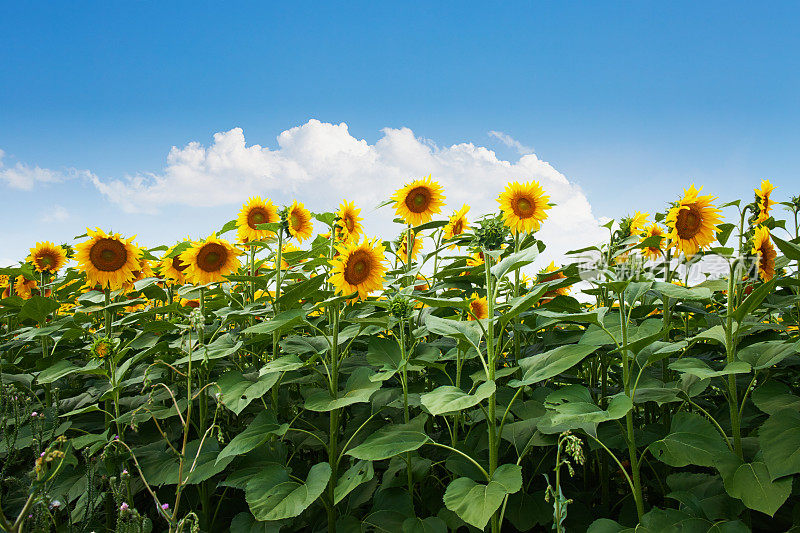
[2,178,800,533]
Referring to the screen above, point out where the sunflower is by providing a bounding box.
[124,259,156,292]
[286,201,314,242]
[466,251,485,268]
[629,212,649,236]
[75,228,142,290]
[398,231,423,264]
[498,181,551,234]
[391,176,446,226]
[468,293,488,320]
[277,243,301,270]
[15,276,38,300]
[180,298,201,309]
[329,238,387,300]
[28,242,67,274]
[665,185,722,257]
[159,243,190,285]
[443,205,470,247]
[640,224,665,261]
[336,200,364,243]
[539,262,570,298]
[180,234,242,285]
[752,226,776,281]
[237,196,279,243]
[755,180,776,224]
[0,275,8,289]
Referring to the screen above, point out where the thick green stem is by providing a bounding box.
[483,250,499,533]
[725,261,743,458]
[326,304,341,533]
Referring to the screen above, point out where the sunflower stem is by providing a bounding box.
[272,229,284,363]
[512,232,521,363]
[483,248,499,533]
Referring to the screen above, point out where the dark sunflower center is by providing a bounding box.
[38,254,54,268]
[172,256,188,272]
[452,220,464,235]
[89,238,128,272]
[675,206,702,239]
[345,216,355,232]
[513,196,534,218]
[197,243,228,272]
[344,250,372,285]
[405,187,431,214]
[247,208,269,229]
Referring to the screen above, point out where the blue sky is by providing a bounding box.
[2,2,799,264]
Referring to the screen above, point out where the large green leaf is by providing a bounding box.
[443,464,522,530]
[347,417,430,460]
[304,367,382,412]
[538,386,632,436]
[491,246,538,280]
[217,371,281,415]
[510,345,599,387]
[217,411,289,464]
[421,380,495,416]
[18,295,60,323]
[759,409,800,480]
[424,315,483,353]
[245,462,331,521]
[668,358,750,380]
[650,412,729,468]
[334,460,374,504]
[652,281,712,301]
[737,340,798,370]
[723,460,790,517]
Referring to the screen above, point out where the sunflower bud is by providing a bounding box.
[90,337,116,360]
[474,217,508,250]
[389,295,413,319]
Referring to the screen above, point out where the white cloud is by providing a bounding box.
[12,120,604,264]
[488,130,534,155]
[0,149,92,190]
[42,205,70,223]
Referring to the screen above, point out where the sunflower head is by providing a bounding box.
[640,224,665,261]
[284,201,314,242]
[237,196,279,244]
[329,237,387,301]
[468,293,488,320]
[159,243,190,285]
[397,231,423,264]
[277,243,301,270]
[498,181,551,234]
[336,200,364,243]
[539,262,570,298]
[28,242,67,274]
[90,336,116,360]
[444,205,470,246]
[620,212,649,238]
[180,234,242,285]
[75,228,142,290]
[751,226,776,282]
[14,277,39,300]
[391,176,446,226]
[754,179,776,224]
[124,259,156,292]
[0,275,8,288]
[665,185,722,258]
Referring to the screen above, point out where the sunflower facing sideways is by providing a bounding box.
[398,231,423,264]
[755,179,776,224]
[180,234,241,285]
[286,201,314,242]
[468,293,488,320]
[665,185,722,257]
[237,196,279,244]
[336,200,364,243]
[391,176,446,226]
[539,262,571,299]
[752,226,777,281]
[75,228,142,291]
[629,211,649,236]
[329,238,387,301]
[159,243,190,285]
[498,181,551,234]
[28,242,67,274]
[640,224,666,261]
[443,205,470,247]
[14,277,39,299]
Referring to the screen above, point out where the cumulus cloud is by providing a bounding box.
[0,149,92,190]
[42,205,70,223]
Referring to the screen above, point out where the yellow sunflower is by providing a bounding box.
[391,175,446,226]
[539,262,570,298]
[180,234,242,285]
[28,242,67,274]
[755,179,776,224]
[640,224,665,261]
[498,181,551,234]
[398,231,423,264]
[286,201,314,242]
[159,243,190,285]
[665,185,722,257]
[468,293,488,320]
[336,200,364,243]
[0,275,8,289]
[752,226,776,282]
[124,259,156,292]
[75,228,142,290]
[15,276,39,300]
[277,243,301,270]
[237,196,279,244]
[629,212,649,236]
[329,237,387,300]
[443,205,470,246]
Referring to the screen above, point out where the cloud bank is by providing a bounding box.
[0,149,82,190]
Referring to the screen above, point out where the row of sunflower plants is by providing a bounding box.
[1,177,799,532]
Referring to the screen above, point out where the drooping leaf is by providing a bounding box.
[650,412,729,468]
[334,460,374,504]
[347,417,430,461]
[759,409,800,480]
[304,367,382,412]
[217,371,281,415]
[443,464,522,530]
[246,462,331,521]
[421,380,495,416]
[217,411,289,464]
[510,345,600,387]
